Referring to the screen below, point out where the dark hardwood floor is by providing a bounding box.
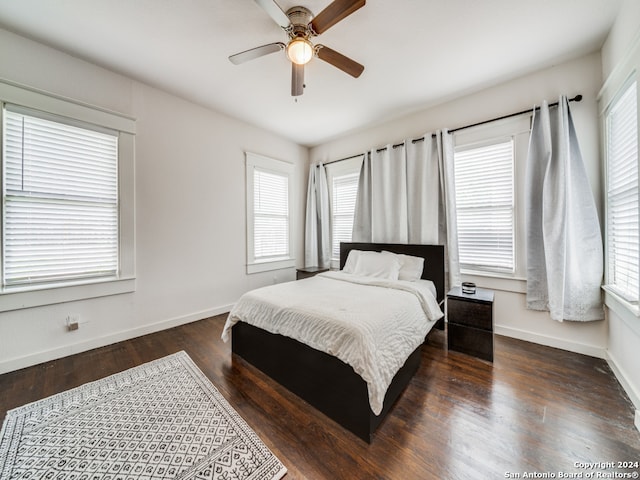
[1,314,639,479]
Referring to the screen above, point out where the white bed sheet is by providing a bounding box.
[221,271,444,415]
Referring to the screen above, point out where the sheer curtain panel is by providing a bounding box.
[525,96,604,321]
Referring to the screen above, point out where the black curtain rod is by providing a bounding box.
[320,94,583,167]
[448,94,583,134]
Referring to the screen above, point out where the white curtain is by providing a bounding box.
[436,131,461,289]
[352,131,460,287]
[360,144,409,243]
[407,137,440,243]
[525,96,603,321]
[304,163,331,268]
[352,152,372,242]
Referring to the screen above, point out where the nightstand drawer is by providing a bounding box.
[447,323,493,362]
[447,298,492,330]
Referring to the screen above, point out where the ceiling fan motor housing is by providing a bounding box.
[286,6,314,38]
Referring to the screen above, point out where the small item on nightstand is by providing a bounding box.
[461,282,476,294]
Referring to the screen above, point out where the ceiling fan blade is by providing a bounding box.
[316,45,364,78]
[291,63,304,96]
[229,42,285,65]
[254,0,291,28]
[310,0,365,35]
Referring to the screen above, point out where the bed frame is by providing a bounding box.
[231,243,445,442]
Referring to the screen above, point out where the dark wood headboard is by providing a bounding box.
[339,242,445,304]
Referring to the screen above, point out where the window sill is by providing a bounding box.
[247,258,295,274]
[461,270,526,294]
[603,285,639,313]
[0,276,136,312]
[603,285,640,325]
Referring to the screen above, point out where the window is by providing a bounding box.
[326,156,362,267]
[454,139,515,273]
[254,169,289,259]
[3,106,118,287]
[0,80,135,312]
[605,80,639,303]
[330,171,359,261]
[246,152,295,273]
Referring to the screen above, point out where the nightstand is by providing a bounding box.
[296,267,329,280]
[446,286,494,362]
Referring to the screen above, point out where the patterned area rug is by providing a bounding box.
[0,351,287,480]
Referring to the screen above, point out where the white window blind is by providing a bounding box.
[454,139,515,272]
[331,172,359,261]
[606,81,639,303]
[3,106,119,287]
[253,167,289,260]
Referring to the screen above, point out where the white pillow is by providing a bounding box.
[343,250,361,274]
[352,251,401,280]
[382,251,424,281]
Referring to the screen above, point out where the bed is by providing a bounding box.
[222,242,445,442]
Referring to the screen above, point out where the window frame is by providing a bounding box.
[602,75,640,313]
[3,105,120,287]
[452,115,530,283]
[325,156,363,269]
[599,32,640,333]
[245,152,295,274]
[454,137,516,274]
[0,80,136,312]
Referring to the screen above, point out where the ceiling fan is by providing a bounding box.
[229,0,366,96]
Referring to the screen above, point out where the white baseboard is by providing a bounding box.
[0,305,233,375]
[607,351,640,434]
[494,325,607,359]
[607,349,640,410]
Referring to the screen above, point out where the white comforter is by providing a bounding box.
[221,271,443,415]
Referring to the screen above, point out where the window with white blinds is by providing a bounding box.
[245,152,294,273]
[2,106,119,287]
[331,172,359,261]
[605,80,639,303]
[454,139,515,272]
[253,168,289,260]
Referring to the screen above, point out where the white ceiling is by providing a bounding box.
[0,0,622,147]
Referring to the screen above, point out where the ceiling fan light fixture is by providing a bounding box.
[230,0,367,96]
[286,37,314,65]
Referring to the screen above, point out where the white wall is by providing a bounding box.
[600,0,640,416]
[0,29,308,373]
[600,0,640,78]
[311,52,608,358]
